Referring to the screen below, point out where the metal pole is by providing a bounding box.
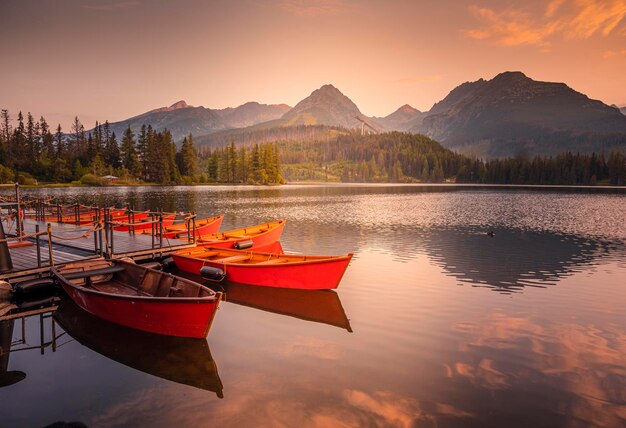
[47,223,54,266]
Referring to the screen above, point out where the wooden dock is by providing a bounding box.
[1,219,195,281]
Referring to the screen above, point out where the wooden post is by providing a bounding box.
[109,213,114,257]
[192,215,196,244]
[127,206,132,235]
[15,183,22,240]
[35,224,41,268]
[93,215,98,255]
[56,203,61,224]
[98,209,104,256]
[159,213,163,248]
[151,214,155,249]
[47,223,54,266]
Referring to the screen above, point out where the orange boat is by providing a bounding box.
[150,215,224,239]
[114,213,175,232]
[171,246,353,290]
[196,219,286,250]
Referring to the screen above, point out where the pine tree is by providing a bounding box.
[105,131,121,168]
[177,133,198,177]
[120,126,140,176]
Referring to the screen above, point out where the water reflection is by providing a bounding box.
[54,299,224,398]
[220,283,352,332]
[0,299,63,389]
[420,227,622,293]
[0,320,26,387]
[448,312,626,427]
[175,271,352,332]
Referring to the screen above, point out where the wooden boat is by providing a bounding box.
[147,215,224,239]
[196,219,286,250]
[171,247,353,290]
[51,258,222,338]
[113,213,175,232]
[54,299,224,397]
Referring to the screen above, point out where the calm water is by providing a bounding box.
[1,184,625,427]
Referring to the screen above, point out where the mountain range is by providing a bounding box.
[100,72,626,158]
[104,100,290,142]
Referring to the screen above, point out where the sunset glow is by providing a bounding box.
[1,0,624,129]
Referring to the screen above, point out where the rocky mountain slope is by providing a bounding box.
[411,72,626,157]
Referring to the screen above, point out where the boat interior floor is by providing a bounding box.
[87,280,151,297]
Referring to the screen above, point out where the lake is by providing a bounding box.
[1,184,625,427]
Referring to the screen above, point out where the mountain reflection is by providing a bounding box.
[53,299,223,398]
[421,227,620,292]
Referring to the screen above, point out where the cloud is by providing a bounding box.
[464,0,626,47]
[603,49,626,58]
[279,0,346,16]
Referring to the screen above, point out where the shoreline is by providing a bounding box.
[5,181,625,191]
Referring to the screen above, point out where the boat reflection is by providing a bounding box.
[222,283,353,332]
[421,227,619,292]
[53,299,224,398]
[175,271,352,332]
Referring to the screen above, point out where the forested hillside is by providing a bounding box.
[1,108,623,186]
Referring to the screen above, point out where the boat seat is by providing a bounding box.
[255,258,288,265]
[64,265,125,279]
[212,255,250,264]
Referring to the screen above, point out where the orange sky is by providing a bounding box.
[1,0,625,129]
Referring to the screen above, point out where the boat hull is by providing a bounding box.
[59,282,221,338]
[62,283,219,338]
[162,215,224,239]
[172,250,353,290]
[197,219,286,249]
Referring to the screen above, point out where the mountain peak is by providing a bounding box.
[399,104,418,113]
[278,84,363,128]
[493,71,528,81]
[319,83,338,91]
[169,100,189,109]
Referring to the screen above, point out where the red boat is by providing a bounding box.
[171,247,353,290]
[196,219,286,249]
[51,258,222,338]
[155,215,224,239]
[113,213,175,232]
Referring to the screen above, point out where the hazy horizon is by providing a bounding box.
[1,0,625,129]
